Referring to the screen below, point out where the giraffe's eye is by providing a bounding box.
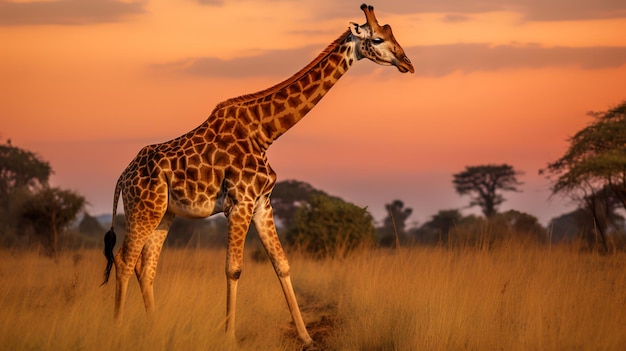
[372,38,384,45]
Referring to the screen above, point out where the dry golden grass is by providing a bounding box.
[1,244,625,350]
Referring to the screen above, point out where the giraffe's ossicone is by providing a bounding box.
[102,3,413,346]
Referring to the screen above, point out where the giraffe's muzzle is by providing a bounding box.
[395,55,414,73]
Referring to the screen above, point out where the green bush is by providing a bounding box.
[286,194,375,258]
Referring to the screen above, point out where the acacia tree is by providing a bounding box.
[0,139,52,236]
[425,209,463,243]
[578,186,622,250]
[379,199,412,247]
[543,101,626,205]
[453,164,523,218]
[542,101,626,249]
[0,139,51,205]
[19,187,85,255]
[0,139,85,253]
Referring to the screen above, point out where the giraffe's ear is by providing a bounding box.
[349,22,368,39]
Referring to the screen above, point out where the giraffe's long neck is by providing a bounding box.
[211,30,357,149]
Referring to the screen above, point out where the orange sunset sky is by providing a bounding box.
[2,0,626,226]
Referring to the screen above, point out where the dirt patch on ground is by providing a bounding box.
[281,294,339,350]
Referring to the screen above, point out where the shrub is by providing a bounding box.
[286,194,375,257]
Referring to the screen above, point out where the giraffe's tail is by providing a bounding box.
[102,227,116,286]
[102,176,122,286]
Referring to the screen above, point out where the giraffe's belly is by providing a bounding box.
[167,184,221,218]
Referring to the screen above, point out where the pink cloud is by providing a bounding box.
[0,0,145,26]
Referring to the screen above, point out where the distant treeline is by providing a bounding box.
[2,100,626,254]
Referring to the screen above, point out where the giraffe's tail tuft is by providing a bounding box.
[101,227,116,286]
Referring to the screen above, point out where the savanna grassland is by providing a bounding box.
[1,244,625,350]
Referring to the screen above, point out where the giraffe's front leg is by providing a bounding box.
[252,196,313,346]
[224,201,253,341]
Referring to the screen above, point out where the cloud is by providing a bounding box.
[0,0,145,26]
[194,0,290,6]
[155,46,319,78]
[442,14,474,23]
[407,44,626,77]
[155,43,626,79]
[518,0,626,21]
[2,0,623,27]
[195,0,224,5]
[310,0,626,22]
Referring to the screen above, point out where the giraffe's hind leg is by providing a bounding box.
[113,210,165,321]
[135,212,174,314]
[113,245,134,321]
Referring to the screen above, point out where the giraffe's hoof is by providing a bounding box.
[300,341,320,351]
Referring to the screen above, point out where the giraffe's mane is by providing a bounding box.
[212,29,352,111]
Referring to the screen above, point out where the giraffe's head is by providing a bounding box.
[349,4,414,74]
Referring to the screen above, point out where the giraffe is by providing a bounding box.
[102,3,413,346]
